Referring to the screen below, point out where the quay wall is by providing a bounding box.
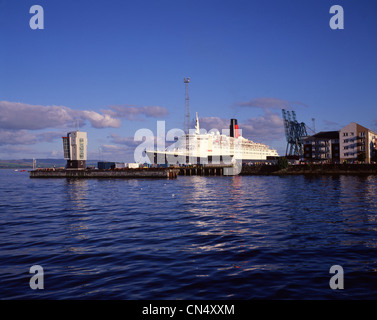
[29,168,178,179]
[29,164,377,179]
[240,164,377,175]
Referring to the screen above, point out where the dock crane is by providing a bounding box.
[282,109,308,157]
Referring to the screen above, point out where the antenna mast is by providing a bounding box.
[184,77,190,133]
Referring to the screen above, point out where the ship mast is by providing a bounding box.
[195,112,200,134]
[184,77,190,133]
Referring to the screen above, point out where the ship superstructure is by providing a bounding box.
[146,113,278,165]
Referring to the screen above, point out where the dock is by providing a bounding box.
[179,165,227,176]
[29,168,179,179]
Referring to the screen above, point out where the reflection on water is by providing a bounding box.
[340,175,377,211]
[2,170,377,299]
[338,176,377,248]
[364,176,377,208]
[65,179,89,207]
[180,176,289,256]
[63,179,91,253]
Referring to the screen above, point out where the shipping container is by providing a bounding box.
[98,162,116,170]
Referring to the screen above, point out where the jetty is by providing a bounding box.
[178,164,234,176]
[29,168,179,179]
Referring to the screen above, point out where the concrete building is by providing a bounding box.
[339,123,377,164]
[62,131,88,169]
[303,131,340,163]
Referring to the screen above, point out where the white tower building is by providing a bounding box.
[62,131,87,169]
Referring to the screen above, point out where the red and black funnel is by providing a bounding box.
[230,119,240,138]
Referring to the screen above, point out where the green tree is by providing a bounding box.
[277,157,289,170]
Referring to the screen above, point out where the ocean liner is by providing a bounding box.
[146,113,279,165]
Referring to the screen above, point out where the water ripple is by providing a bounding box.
[1,170,377,299]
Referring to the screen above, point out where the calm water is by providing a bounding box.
[1,169,377,299]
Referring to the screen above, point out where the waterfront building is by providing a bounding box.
[302,131,340,163]
[62,131,88,169]
[303,123,377,164]
[339,123,377,164]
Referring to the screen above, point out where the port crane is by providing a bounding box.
[282,109,308,157]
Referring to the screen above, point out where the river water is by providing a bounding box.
[1,169,377,299]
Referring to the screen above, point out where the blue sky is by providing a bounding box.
[1,0,377,161]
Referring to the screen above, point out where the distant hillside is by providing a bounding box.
[0,159,100,169]
[0,160,33,169]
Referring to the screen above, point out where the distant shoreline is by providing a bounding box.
[0,159,99,169]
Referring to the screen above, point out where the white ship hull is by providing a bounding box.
[147,115,278,165]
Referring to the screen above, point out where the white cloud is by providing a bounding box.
[241,111,284,142]
[0,129,71,146]
[0,101,74,130]
[0,129,37,145]
[196,117,230,132]
[0,101,168,132]
[81,110,121,128]
[104,105,169,120]
[0,101,168,160]
[199,111,284,144]
[0,101,121,130]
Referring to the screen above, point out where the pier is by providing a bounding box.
[29,163,377,179]
[29,165,238,179]
[178,165,234,176]
[29,168,179,179]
